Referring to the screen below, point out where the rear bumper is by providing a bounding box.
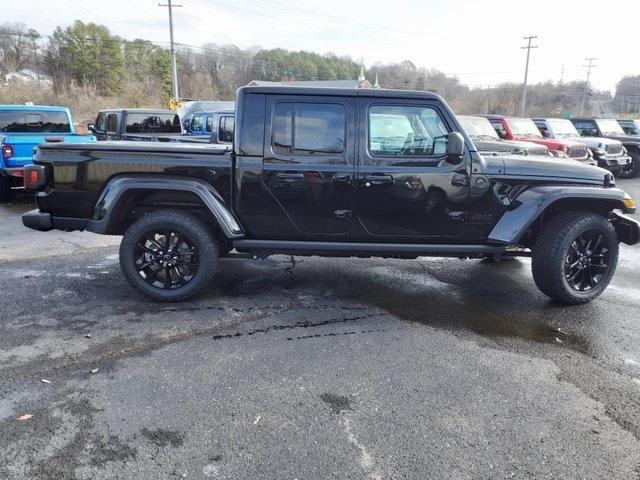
[22,209,88,232]
[2,168,25,188]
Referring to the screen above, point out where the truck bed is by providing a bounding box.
[34,141,233,219]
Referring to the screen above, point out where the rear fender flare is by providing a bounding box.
[88,175,244,238]
[488,185,636,245]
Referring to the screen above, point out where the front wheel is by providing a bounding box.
[119,210,219,301]
[532,212,619,305]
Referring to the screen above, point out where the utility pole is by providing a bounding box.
[580,57,597,116]
[520,35,538,117]
[159,0,182,100]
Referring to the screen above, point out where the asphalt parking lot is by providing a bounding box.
[1,180,640,480]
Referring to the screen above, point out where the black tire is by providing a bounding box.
[119,210,219,301]
[0,176,13,202]
[532,211,618,305]
[618,151,640,179]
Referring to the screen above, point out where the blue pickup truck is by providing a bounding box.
[0,105,95,201]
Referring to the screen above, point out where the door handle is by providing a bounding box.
[332,172,352,182]
[276,172,304,181]
[363,174,393,185]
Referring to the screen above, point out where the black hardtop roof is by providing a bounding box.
[569,117,613,121]
[194,108,235,114]
[484,114,517,120]
[531,117,573,121]
[98,108,177,114]
[238,85,443,101]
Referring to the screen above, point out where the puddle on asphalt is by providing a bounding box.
[208,257,596,355]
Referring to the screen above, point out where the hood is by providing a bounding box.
[470,137,548,155]
[562,136,620,149]
[484,154,610,184]
[601,134,640,145]
[512,135,582,150]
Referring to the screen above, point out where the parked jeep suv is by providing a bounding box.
[618,119,640,136]
[458,115,549,156]
[21,86,639,305]
[533,118,630,175]
[485,115,593,165]
[571,118,640,178]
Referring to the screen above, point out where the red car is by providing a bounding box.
[485,115,594,165]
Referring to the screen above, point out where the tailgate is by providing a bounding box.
[2,134,95,167]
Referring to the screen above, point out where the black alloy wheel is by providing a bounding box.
[134,229,199,290]
[120,210,219,301]
[563,229,610,292]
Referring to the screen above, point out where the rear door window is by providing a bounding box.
[271,103,345,156]
[218,115,235,143]
[106,114,118,134]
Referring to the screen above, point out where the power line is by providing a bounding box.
[580,57,597,116]
[520,35,538,116]
[158,0,182,99]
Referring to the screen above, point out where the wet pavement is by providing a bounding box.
[1,180,639,479]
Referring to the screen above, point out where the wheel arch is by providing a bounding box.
[86,175,244,238]
[488,185,638,247]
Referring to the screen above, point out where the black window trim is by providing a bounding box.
[365,101,452,161]
[269,100,348,159]
[218,114,234,143]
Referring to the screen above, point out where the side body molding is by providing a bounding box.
[488,185,635,245]
[87,175,245,238]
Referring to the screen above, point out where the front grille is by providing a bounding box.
[605,144,623,155]
[567,145,588,159]
[527,146,548,156]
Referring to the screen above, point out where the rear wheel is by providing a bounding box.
[0,176,13,202]
[532,212,618,305]
[618,151,640,179]
[119,210,219,301]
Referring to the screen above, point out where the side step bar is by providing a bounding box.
[232,239,507,258]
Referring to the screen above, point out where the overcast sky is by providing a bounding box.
[6,0,638,93]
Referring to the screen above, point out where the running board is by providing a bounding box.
[232,239,507,258]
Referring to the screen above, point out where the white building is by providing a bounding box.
[4,69,53,86]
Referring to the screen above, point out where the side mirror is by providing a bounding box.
[446,132,465,163]
[87,123,97,134]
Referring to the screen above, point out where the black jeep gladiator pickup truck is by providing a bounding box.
[22,86,639,304]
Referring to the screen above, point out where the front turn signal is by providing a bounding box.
[623,196,635,210]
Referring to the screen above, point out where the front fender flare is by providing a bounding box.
[487,185,635,245]
[87,175,244,238]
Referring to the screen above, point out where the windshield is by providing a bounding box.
[0,110,71,133]
[595,119,625,136]
[458,116,499,139]
[547,119,580,138]
[507,118,542,137]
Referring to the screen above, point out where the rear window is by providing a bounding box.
[272,102,345,155]
[125,113,181,134]
[0,110,71,133]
